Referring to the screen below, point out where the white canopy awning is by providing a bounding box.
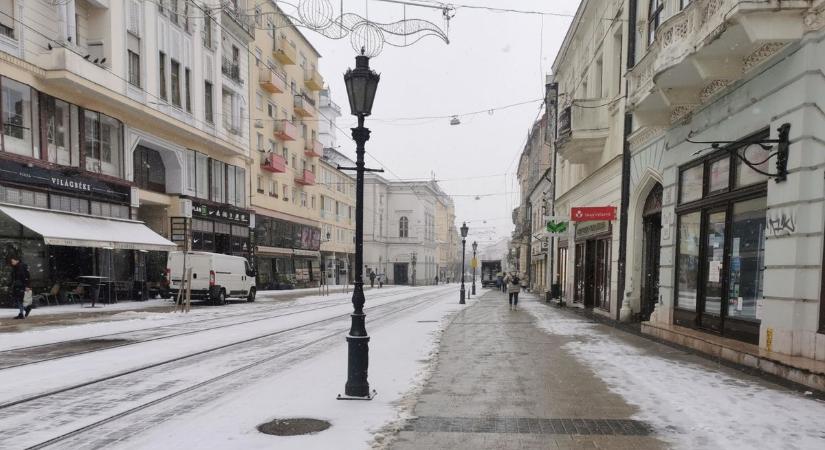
[0,204,177,252]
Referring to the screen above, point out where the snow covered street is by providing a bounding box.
[0,285,465,449]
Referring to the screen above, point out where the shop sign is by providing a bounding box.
[545,216,569,237]
[571,206,616,222]
[192,201,250,226]
[576,221,610,240]
[0,159,130,201]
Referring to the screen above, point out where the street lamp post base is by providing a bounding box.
[343,314,371,398]
[459,287,466,304]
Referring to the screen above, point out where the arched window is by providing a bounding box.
[399,216,409,238]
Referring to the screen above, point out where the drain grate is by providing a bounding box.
[404,416,653,436]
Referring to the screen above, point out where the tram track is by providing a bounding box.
[0,286,415,371]
[13,286,452,450]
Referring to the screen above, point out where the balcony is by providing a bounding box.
[221,1,255,42]
[295,169,316,186]
[627,0,808,127]
[294,94,316,118]
[304,69,324,91]
[221,58,243,85]
[304,139,323,158]
[261,153,286,173]
[259,66,286,94]
[273,35,297,65]
[555,99,609,164]
[274,120,298,141]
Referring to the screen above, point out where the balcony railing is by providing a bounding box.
[261,153,286,173]
[294,94,315,118]
[305,69,324,91]
[627,0,807,126]
[304,138,323,157]
[555,99,609,164]
[259,66,286,94]
[221,1,255,41]
[295,169,316,186]
[273,35,297,65]
[274,120,298,141]
[221,58,242,85]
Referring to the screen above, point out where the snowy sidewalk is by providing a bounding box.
[391,289,825,450]
[390,288,666,450]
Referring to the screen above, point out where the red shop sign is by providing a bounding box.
[571,206,616,222]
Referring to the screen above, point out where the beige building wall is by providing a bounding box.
[248,1,324,225]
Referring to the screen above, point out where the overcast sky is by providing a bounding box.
[300,0,580,253]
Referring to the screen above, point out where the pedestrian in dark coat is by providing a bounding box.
[8,256,31,319]
[369,271,376,288]
[504,272,521,310]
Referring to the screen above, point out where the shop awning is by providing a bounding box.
[0,204,177,252]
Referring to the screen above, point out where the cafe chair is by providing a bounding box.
[34,283,61,307]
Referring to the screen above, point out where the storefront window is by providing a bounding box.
[1,77,35,158]
[50,194,89,214]
[703,211,726,315]
[0,186,48,208]
[728,197,766,320]
[676,212,701,311]
[679,164,703,203]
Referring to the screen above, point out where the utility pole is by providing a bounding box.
[544,77,560,304]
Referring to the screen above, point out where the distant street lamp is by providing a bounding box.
[338,49,380,400]
[459,222,468,304]
[471,241,477,296]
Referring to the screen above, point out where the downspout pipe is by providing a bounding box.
[617,0,638,320]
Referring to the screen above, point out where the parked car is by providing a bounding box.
[166,251,256,305]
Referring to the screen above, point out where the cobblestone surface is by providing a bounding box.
[390,289,668,450]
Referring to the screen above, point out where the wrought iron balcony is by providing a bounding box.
[221,58,243,85]
[294,94,316,118]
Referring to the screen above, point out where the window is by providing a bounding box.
[204,81,214,123]
[708,157,730,193]
[728,197,766,321]
[257,175,263,193]
[202,10,212,48]
[311,195,315,209]
[0,0,14,38]
[1,77,35,158]
[256,92,263,110]
[679,164,703,203]
[255,7,262,26]
[210,159,225,203]
[186,149,196,192]
[269,179,277,197]
[50,194,89,214]
[267,102,275,118]
[227,164,236,206]
[184,68,192,112]
[648,0,664,45]
[158,52,167,100]
[169,0,178,25]
[133,145,166,193]
[44,95,77,166]
[301,192,307,207]
[170,59,181,107]
[399,216,409,238]
[84,110,124,178]
[283,184,288,200]
[269,139,277,153]
[196,151,208,198]
[127,31,141,88]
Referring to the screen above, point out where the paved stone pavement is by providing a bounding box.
[390,289,668,450]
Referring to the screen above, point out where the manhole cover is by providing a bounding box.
[257,418,331,436]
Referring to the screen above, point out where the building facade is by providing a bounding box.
[624,0,825,365]
[434,185,458,282]
[248,1,326,289]
[547,0,629,318]
[318,150,354,286]
[0,0,255,301]
[363,176,444,285]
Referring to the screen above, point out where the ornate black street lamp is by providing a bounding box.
[459,222,468,304]
[471,241,477,296]
[337,49,380,400]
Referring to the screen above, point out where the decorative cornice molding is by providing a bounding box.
[742,42,787,73]
[628,126,666,150]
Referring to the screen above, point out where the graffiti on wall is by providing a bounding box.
[766,209,796,237]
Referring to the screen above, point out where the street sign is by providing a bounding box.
[470,258,478,269]
[571,206,616,222]
[546,216,569,236]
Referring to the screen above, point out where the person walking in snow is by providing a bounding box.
[369,271,376,288]
[8,255,31,319]
[505,272,521,310]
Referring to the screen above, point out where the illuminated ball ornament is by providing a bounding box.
[350,21,384,57]
[298,0,334,29]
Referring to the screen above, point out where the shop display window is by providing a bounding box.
[1,77,36,158]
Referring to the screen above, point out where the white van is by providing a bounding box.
[166,251,256,305]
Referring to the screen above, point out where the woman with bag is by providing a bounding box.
[8,256,32,319]
[505,272,521,310]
